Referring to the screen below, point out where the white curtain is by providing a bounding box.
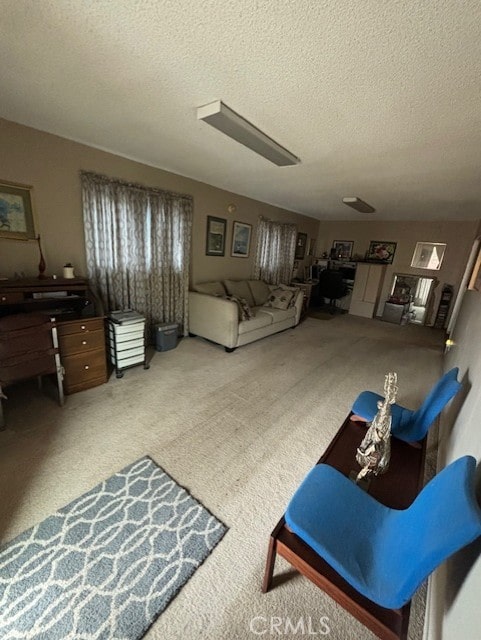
[414,278,432,306]
[81,171,192,336]
[252,216,297,284]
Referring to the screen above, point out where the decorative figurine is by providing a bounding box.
[37,235,46,279]
[356,372,398,483]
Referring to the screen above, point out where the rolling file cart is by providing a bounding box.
[108,310,150,378]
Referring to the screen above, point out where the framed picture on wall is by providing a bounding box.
[366,240,397,264]
[411,242,446,270]
[231,221,252,258]
[0,181,36,240]
[295,232,308,259]
[332,240,353,259]
[206,215,227,256]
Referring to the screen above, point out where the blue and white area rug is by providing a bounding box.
[0,457,227,639]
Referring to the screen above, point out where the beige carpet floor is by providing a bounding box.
[0,315,445,639]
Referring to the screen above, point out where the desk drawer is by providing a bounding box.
[0,292,24,305]
[57,317,104,336]
[62,349,107,392]
[59,329,105,355]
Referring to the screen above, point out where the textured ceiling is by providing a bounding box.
[1,0,481,221]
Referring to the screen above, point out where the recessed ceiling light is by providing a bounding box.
[197,100,300,167]
[342,197,375,213]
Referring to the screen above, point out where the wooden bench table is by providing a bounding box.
[262,413,426,640]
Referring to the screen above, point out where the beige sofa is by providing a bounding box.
[188,279,303,352]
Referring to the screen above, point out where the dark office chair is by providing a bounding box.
[316,270,348,313]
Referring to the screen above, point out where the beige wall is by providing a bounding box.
[425,224,481,640]
[316,220,479,324]
[0,118,319,283]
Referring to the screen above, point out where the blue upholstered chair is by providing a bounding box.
[286,456,481,610]
[351,367,462,442]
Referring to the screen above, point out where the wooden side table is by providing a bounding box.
[291,281,313,307]
[291,281,320,316]
[262,414,426,640]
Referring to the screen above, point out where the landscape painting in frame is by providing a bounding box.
[231,221,252,258]
[367,240,397,264]
[0,181,36,240]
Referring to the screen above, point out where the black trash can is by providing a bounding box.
[155,323,179,351]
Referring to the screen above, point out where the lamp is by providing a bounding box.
[342,197,375,213]
[197,100,300,166]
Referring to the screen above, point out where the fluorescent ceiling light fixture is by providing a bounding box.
[197,100,300,166]
[342,197,375,213]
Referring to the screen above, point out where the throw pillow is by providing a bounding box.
[224,280,255,307]
[194,281,226,297]
[264,288,294,310]
[247,280,271,306]
[226,295,254,321]
[278,283,301,308]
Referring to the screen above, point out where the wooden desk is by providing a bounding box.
[0,277,98,318]
[0,278,107,394]
[262,414,426,640]
[57,317,108,394]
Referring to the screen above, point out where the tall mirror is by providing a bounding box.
[384,274,437,325]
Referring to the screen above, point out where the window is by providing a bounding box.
[81,171,192,334]
[253,217,297,284]
[410,242,446,270]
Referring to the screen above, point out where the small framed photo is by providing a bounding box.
[0,181,36,240]
[231,221,252,258]
[366,240,397,264]
[295,232,308,260]
[332,240,353,260]
[206,215,227,256]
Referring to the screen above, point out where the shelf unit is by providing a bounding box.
[108,311,149,378]
[433,285,454,329]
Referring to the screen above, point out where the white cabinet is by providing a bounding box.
[349,263,386,318]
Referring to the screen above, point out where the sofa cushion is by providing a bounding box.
[238,311,272,335]
[264,287,294,310]
[257,307,296,323]
[278,283,302,307]
[247,280,271,306]
[224,279,255,307]
[194,281,226,297]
